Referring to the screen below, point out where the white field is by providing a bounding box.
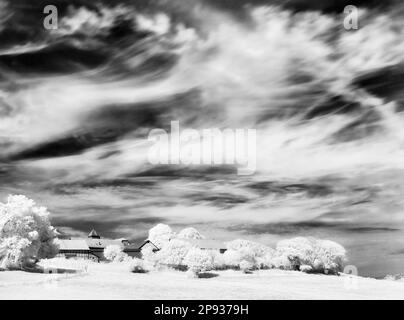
[1,259,404,300]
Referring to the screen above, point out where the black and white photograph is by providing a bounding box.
[1,0,404,303]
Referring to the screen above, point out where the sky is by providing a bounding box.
[0,0,404,277]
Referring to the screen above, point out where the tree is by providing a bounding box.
[184,248,213,277]
[256,251,275,269]
[209,249,226,270]
[0,195,58,270]
[177,227,204,240]
[312,239,346,273]
[226,239,271,257]
[141,244,158,266]
[223,249,243,269]
[274,237,347,273]
[148,223,175,248]
[275,237,317,270]
[154,239,192,268]
[271,253,293,270]
[225,239,274,269]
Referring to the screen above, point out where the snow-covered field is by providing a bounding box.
[1,260,404,299]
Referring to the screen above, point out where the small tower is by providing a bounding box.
[88,229,101,239]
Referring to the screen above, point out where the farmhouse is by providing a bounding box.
[56,229,159,261]
[56,228,226,262]
[56,239,99,262]
[120,240,160,258]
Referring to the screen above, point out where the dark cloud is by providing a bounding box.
[304,95,362,119]
[228,221,400,235]
[55,178,159,190]
[0,43,110,74]
[330,110,383,143]
[188,192,250,208]
[347,227,400,233]
[246,181,334,197]
[134,165,237,179]
[203,0,399,14]
[353,64,404,112]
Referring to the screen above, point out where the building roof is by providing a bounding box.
[86,238,123,249]
[88,229,100,239]
[123,240,160,252]
[55,228,160,251]
[57,239,90,251]
[186,239,226,250]
[139,240,160,250]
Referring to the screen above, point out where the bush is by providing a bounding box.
[384,274,404,281]
[184,248,213,277]
[130,258,148,273]
[239,260,254,273]
[0,195,58,270]
[177,227,204,240]
[148,224,175,249]
[104,245,130,262]
[299,264,313,273]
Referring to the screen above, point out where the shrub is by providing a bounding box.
[299,264,313,273]
[177,227,204,240]
[184,248,213,277]
[130,258,148,273]
[0,195,58,270]
[239,260,254,273]
[384,274,404,281]
[148,224,174,249]
[104,245,129,262]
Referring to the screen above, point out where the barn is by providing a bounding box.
[56,229,159,261]
[56,239,99,262]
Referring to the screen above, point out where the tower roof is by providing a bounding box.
[88,229,100,239]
